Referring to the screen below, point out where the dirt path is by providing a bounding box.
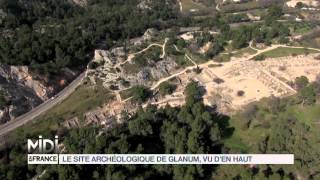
[174,45,182,52]
[250,41,320,53]
[116,41,320,106]
[216,3,221,11]
[115,38,168,68]
[249,44,282,58]
[178,0,183,12]
[151,43,320,91]
[249,41,260,51]
[115,91,122,102]
[150,68,192,90]
[160,38,169,58]
[151,60,219,90]
[185,54,197,66]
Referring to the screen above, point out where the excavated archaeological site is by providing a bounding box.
[153,54,320,113]
[85,30,320,116]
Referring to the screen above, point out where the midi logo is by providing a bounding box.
[28,136,59,153]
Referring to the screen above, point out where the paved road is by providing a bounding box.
[0,72,86,137]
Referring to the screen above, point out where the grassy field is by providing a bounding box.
[186,51,208,64]
[221,1,262,13]
[261,47,319,58]
[216,53,231,62]
[219,93,320,178]
[286,105,320,126]
[224,114,268,153]
[285,21,316,35]
[224,101,320,155]
[181,0,216,15]
[232,47,257,57]
[40,80,113,120]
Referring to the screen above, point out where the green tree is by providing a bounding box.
[295,76,309,90]
[295,2,305,9]
[128,116,153,136]
[265,4,283,23]
[297,86,316,106]
[176,38,187,49]
[184,81,202,106]
[254,54,266,61]
[159,82,176,96]
[0,90,7,109]
[130,85,151,103]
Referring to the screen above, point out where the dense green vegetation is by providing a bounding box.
[218,76,320,179]
[1,1,320,179]
[228,4,289,49]
[299,29,320,48]
[0,0,177,76]
[0,1,298,75]
[119,85,151,103]
[159,82,176,96]
[0,82,233,179]
[129,85,152,103]
[0,90,7,110]
[180,4,291,62]
[3,78,320,179]
[0,0,82,27]
[230,21,289,49]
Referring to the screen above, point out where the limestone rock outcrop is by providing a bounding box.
[0,65,75,124]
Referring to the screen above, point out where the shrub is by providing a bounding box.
[295,76,309,90]
[130,85,151,103]
[254,54,266,61]
[237,90,245,97]
[279,66,286,71]
[213,78,224,84]
[159,82,176,96]
[88,61,100,69]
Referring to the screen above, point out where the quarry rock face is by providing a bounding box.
[150,58,177,79]
[0,65,72,124]
[9,66,49,100]
[0,65,46,123]
[94,49,124,66]
[89,28,177,88]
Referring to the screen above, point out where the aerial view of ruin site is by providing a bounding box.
[2,0,320,179]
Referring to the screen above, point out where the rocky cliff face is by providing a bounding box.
[0,65,74,124]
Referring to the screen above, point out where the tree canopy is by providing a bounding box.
[0,82,232,180]
[0,0,178,76]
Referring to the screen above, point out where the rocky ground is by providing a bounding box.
[87,29,177,90]
[63,29,181,128]
[0,65,76,124]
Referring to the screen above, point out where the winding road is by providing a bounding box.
[0,72,86,137]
